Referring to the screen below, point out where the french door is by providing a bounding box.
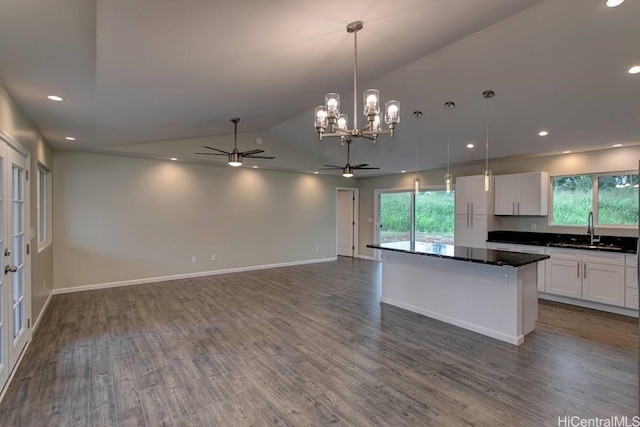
[0,139,30,394]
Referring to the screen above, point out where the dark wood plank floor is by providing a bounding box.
[0,258,637,426]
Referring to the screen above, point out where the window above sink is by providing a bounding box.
[550,172,638,229]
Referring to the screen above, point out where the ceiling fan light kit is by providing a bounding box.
[318,140,379,178]
[195,118,275,167]
[314,21,400,145]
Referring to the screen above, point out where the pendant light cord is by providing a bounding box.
[447,108,452,176]
[485,98,489,173]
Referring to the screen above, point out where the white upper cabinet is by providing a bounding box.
[494,172,549,216]
[455,175,493,215]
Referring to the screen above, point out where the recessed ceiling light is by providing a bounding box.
[612,143,623,147]
[538,131,549,137]
[401,170,406,173]
[65,136,76,141]
[562,150,572,154]
[47,95,63,101]
[252,165,258,169]
[606,0,624,7]
[628,65,640,74]
[313,171,319,174]
[466,143,474,149]
[170,157,177,161]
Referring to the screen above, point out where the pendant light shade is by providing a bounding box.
[413,177,420,194]
[482,90,495,192]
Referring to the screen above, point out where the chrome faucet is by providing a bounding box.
[587,211,598,245]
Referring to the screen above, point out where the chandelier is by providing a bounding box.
[314,21,400,144]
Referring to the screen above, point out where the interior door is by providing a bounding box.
[337,190,354,257]
[0,149,7,391]
[4,143,30,381]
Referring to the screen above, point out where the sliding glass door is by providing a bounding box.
[379,191,413,246]
[376,188,455,255]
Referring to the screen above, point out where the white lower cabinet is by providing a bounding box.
[545,248,626,307]
[625,255,637,309]
[487,242,636,310]
[545,252,582,298]
[582,262,625,306]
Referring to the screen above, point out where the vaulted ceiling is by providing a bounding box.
[0,0,638,176]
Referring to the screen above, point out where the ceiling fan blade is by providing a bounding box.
[319,166,342,170]
[240,149,265,156]
[352,164,370,168]
[354,166,380,170]
[244,155,275,159]
[202,146,230,154]
[322,165,343,168]
[194,152,227,156]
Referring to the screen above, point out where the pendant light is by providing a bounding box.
[444,101,455,193]
[482,90,495,192]
[413,111,423,194]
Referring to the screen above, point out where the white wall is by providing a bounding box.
[357,146,640,257]
[53,152,345,289]
[0,83,53,324]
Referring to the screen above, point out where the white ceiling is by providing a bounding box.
[0,0,638,176]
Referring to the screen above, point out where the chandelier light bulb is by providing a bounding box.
[337,114,348,130]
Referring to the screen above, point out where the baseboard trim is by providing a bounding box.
[538,292,638,317]
[32,291,54,334]
[357,255,380,262]
[381,297,523,346]
[52,257,337,295]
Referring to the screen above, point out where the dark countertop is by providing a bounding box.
[367,242,549,268]
[487,231,637,254]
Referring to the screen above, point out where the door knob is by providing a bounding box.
[4,265,17,274]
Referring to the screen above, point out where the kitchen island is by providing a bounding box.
[368,242,549,346]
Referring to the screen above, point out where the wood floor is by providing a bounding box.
[0,258,637,426]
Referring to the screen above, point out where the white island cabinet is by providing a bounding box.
[368,241,548,346]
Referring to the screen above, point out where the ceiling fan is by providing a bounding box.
[195,118,275,167]
[319,140,379,178]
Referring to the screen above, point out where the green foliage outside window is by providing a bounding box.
[551,173,638,227]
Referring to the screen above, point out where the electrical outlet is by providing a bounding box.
[191,256,197,263]
[211,254,216,262]
[315,246,319,252]
[531,223,537,231]
[503,274,509,284]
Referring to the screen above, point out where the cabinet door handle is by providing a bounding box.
[512,202,515,215]
[471,215,474,227]
[467,202,469,216]
[517,202,520,215]
[467,212,469,227]
[470,203,474,216]
[577,262,580,278]
[583,263,587,279]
